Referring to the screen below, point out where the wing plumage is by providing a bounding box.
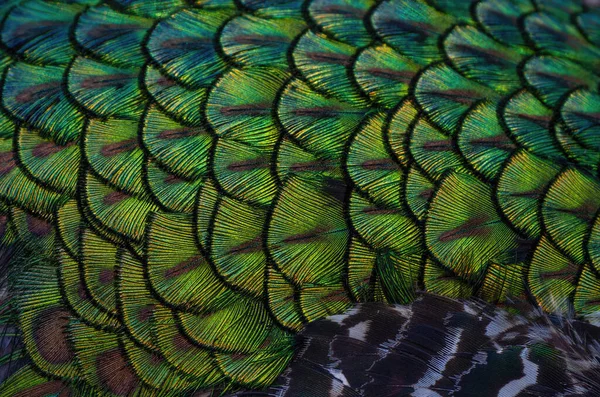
[262,294,600,396]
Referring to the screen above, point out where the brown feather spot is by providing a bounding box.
[453,44,512,67]
[283,227,330,244]
[32,141,74,158]
[137,305,154,323]
[98,268,115,285]
[150,352,164,366]
[226,158,269,172]
[293,106,343,118]
[419,188,433,200]
[96,349,139,396]
[26,214,53,237]
[361,158,398,170]
[219,103,271,117]
[305,52,352,66]
[157,127,203,140]
[12,21,66,38]
[433,90,482,105]
[229,236,263,255]
[422,139,453,152]
[439,215,492,242]
[32,307,75,365]
[536,71,591,89]
[283,294,295,303]
[15,81,62,103]
[259,336,272,349]
[154,75,176,87]
[0,152,17,176]
[557,200,598,222]
[362,207,400,215]
[87,24,145,39]
[173,333,194,351]
[159,37,212,50]
[584,297,600,305]
[230,352,249,361]
[367,68,415,83]
[380,18,437,43]
[509,187,544,199]
[515,113,551,129]
[324,289,349,302]
[13,380,67,397]
[100,138,138,157]
[80,74,135,90]
[102,191,130,206]
[164,174,185,185]
[571,111,600,125]
[58,388,71,397]
[164,256,204,279]
[290,160,333,172]
[540,262,579,282]
[78,280,91,301]
[232,35,289,45]
[470,135,516,151]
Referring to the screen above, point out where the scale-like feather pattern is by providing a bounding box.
[0,0,599,395]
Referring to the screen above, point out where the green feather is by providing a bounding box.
[1,0,600,394]
[74,5,152,68]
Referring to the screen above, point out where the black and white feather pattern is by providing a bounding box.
[240,294,600,397]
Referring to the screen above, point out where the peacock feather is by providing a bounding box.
[0,0,599,395]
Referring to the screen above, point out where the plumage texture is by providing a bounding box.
[256,294,600,396]
[0,0,598,395]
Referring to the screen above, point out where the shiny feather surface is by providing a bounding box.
[0,0,598,395]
